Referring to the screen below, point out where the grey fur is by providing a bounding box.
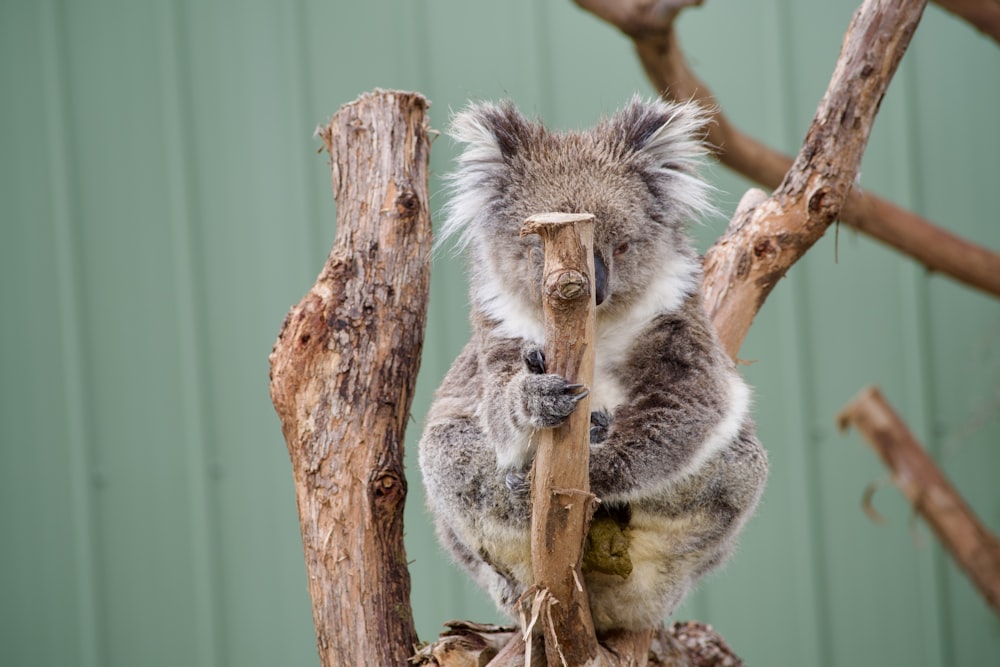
[418,97,768,634]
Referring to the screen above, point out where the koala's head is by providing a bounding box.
[441,96,714,327]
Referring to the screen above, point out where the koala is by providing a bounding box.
[418,96,768,635]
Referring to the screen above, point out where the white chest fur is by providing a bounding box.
[476,253,699,415]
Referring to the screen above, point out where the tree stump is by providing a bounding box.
[269,90,431,667]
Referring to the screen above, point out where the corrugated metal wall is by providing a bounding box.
[1,1,997,666]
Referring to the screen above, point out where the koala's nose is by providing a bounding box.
[594,252,609,306]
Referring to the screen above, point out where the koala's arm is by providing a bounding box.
[589,299,758,503]
[420,343,518,516]
[474,327,587,470]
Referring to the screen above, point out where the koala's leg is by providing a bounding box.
[419,414,534,614]
[688,419,768,577]
[436,520,526,613]
[585,420,768,632]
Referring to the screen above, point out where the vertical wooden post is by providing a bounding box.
[269,91,430,667]
[520,212,601,666]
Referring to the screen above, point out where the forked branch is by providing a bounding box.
[700,0,929,355]
[574,0,1000,301]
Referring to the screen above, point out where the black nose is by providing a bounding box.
[594,252,608,306]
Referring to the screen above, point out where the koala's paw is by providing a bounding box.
[520,373,588,428]
[519,344,588,427]
[590,409,612,444]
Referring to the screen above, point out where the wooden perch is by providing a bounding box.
[520,212,602,666]
[838,386,1000,617]
[573,0,1000,300]
[268,90,431,667]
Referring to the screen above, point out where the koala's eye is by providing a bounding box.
[613,241,631,257]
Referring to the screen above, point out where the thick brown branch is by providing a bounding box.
[838,386,1000,617]
[701,0,929,356]
[573,0,1000,300]
[268,90,430,667]
[932,0,1000,44]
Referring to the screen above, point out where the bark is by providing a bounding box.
[573,0,1000,300]
[520,213,603,666]
[268,90,431,667]
[838,386,1000,617]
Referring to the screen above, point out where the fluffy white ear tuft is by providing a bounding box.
[439,101,537,253]
[605,95,716,223]
[448,103,506,167]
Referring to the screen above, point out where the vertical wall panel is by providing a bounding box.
[177,1,320,664]
[39,1,106,664]
[57,1,205,664]
[910,11,1000,667]
[0,4,96,666]
[154,2,225,665]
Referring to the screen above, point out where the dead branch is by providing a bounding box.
[838,386,1000,617]
[520,213,602,665]
[700,0,929,356]
[268,90,431,667]
[573,0,1000,300]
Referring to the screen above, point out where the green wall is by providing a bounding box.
[1,1,998,666]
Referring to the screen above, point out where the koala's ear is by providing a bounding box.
[607,95,710,175]
[450,101,538,162]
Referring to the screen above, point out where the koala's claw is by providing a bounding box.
[522,375,589,427]
[504,470,529,497]
[590,409,612,443]
[524,348,546,374]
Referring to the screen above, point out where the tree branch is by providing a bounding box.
[932,0,1000,44]
[700,0,929,356]
[838,386,1000,617]
[573,0,1000,300]
[268,90,431,667]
